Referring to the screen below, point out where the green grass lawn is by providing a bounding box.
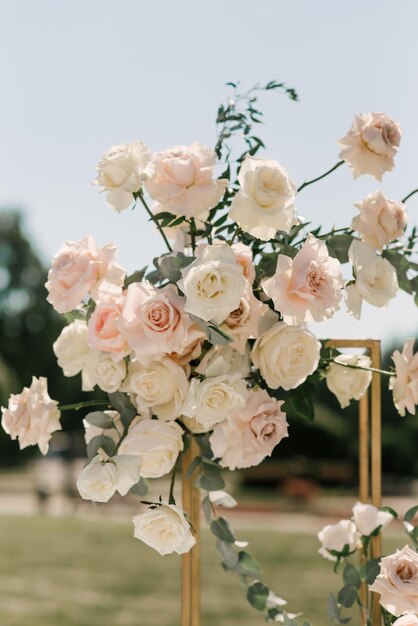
[0,515,403,626]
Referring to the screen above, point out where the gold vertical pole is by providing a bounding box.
[359,393,369,620]
[370,341,382,626]
[181,438,201,626]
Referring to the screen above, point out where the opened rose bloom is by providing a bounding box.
[45,236,126,313]
[122,357,189,420]
[345,240,398,319]
[338,112,401,180]
[77,453,142,503]
[210,389,288,470]
[370,545,418,616]
[263,234,343,324]
[81,350,127,394]
[352,190,408,250]
[177,243,246,324]
[95,141,153,212]
[251,322,321,390]
[229,155,297,241]
[116,282,189,358]
[118,419,184,479]
[221,282,268,354]
[1,377,61,455]
[325,353,372,409]
[88,295,129,360]
[133,504,195,555]
[145,143,227,218]
[390,339,418,417]
[317,520,359,561]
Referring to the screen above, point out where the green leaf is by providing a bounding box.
[84,411,115,429]
[202,496,212,523]
[338,585,357,608]
[404,505,418,523]
[328,593,351,624]
[156,252,193,283]
[195,433,213,459]
[216,539,239,570]
[185,455,202,479]
[360,558,381,585]
[86,435,116,459]
[326,234,355,263]
[195,458,225,491]
[236,550,261,577]
[343,564,361,589]
[210,517,235,543]
[107,392,137,429]
[130,477,149,496]
[124,267,147,288]
[189,315,233,346]
[380,505,398,519]
[283,380,315,421]
[382,250,414,294]
[246,581,269,611]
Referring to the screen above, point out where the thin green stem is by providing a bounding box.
[168,463,178,505]
[137,191,173,252]
[58,400,111,412]
[401,188,418,203]
[189,218,197,254]
[327,358,394,377]
[297,160,345,193]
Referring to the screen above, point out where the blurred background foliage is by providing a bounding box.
[0,209,416,487]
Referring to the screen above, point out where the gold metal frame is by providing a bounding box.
[181,339,382,626]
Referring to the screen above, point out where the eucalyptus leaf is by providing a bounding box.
[236,550,261,577]
[404,504,418,523]
[360,558,381,585]
[343,564,361,589]
[337,585,357,608]
[87,435,116,459]
[216,539,239,570]
[84,411,115,429]
[326,234,355,263]
[108,392,137,429]
[156,252,193,283]
[195,458,225,491]
[210,517,235,543]
[130,477,149,496]
[246,581,269,611]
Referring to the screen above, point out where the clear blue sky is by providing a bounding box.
[1,0,417,348]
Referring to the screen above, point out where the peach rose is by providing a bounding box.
[390,339,418,417]
[231,242,256,283]
[338,112,401,180]
[263,234,343,324]
[45,236,126,313]
[220,281,269,354]
[352,191,407,250]
[1,377,61,455]
[116,282,189,358]
[88,295,129,360]
[369,545,418,616]
[210,389,288,469]
[145,143,227,218]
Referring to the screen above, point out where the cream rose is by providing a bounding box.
[1,377,61,455]
[393,614,418,626]
[196,345,251,378]
[118,419,184,478]
[82,350,126,393]
[210,389,288,469]
[132,504,195,555]
[229,155,297,241]
[145,143,227,218]
[45,236,126,313]
[88,295,129,360]
[251,322,321,390]
[352,502,393,536]
[345,240,398,319]
[338,112,401,180]
[177,243,246,324]
[370,546,418,616]
[325,354,372,409]
[390,339,418,417]
[95,141,153,212]
[263,234,343,324]
[181,373,247,433]
[53,320,89,377]
[76,453,142,503]
[317,520,359,561]
[121,357,188,420]
[352,191,408,250]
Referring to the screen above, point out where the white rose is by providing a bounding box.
[76,453,142,503]
[352,502,394,536]
[122,357,189,420]
[1,376,61,455]
[196,345,251,378]
[177,243,246,324]
[326,354,372,408]
[393,614,418,626]
[317,519,359,561]
[251,322,321,390]
[352,190,408,250]
[82,350,126,393]
[95,141,153,212]
[345,240,398,319]
[118,419,184,478]
[229,155,297,241]
[369,545,418,616]
[132,504,195,555]
[53,320,89,377]
[182,373,247,433]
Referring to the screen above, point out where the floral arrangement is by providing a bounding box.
[1,81,417,624]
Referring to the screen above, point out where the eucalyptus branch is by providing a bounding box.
[136,190,173,252]
[402,188,418,203]
[326,358,394,377]
[297,160,345,193]
[58,400,111,411]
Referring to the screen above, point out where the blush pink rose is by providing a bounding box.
[262,234,343,324]
[88,295,129,360]
[116,282,190,357]
[168,322,205,366]
[1,377,61,455]
[45,236,126,314]
[390,339,418,417]
[352,190,407,250]
[231,242,256,283]
[338,112,401,180]
[393,615,418,626]
[221,281,269,354]
[145,143,227,218]
[369,545,418,616]
[209,389,288,470]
